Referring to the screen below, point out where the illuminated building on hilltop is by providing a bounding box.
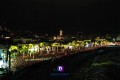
[53,29,64,40]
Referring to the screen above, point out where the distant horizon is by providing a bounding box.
[1,22,119,34]
[0,25,119,36]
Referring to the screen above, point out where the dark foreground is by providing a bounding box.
[2,45,120,80]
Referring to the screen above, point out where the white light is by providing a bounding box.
[108,43,116,45]
[0,60,4,68]
[5,37,10,39]
[69,46,73,49]
[85,44,89,47]
[29,48,34,52]
[34,45,39,51]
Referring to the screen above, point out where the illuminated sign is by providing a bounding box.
[57,66,64,72]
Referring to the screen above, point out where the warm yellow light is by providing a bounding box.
[5,37,10,39]
[9,45,18,51]
[29,43,33,48]
[51,43,60,47]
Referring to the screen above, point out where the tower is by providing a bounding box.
[60,29,63,36]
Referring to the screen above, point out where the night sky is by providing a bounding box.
[1,0,119,34]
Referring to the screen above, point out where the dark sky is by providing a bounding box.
[1,0,119,34]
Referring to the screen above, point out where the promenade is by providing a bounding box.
[13,44,120,80]
[10,45,104,72]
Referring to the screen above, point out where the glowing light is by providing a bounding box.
[51,43,60,47]
[29,48,34,52]
[108,42,116,45]
[63,45,69,49]
[60,29,63,36]
[9,45,18,51]
[85,44,89,47]
[29,43,33,48]
[40,42,44,47]
[5,37,10,39]
[75,44,79,47]
[69,46,73,49]
[0,60,4,68]
[0,60,7,68]
[34,45,39,51]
